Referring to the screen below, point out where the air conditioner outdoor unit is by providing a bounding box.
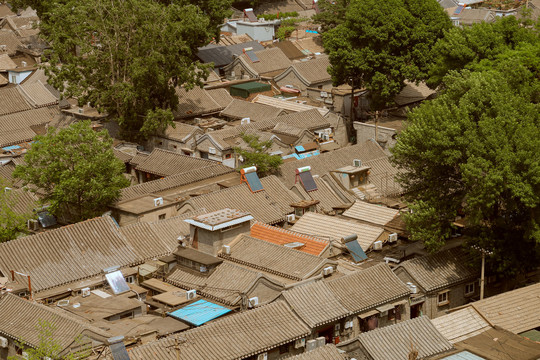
[316,337,325,348]
[257,353,267,360]
[153,197,164,206]
[406,282,417,294]
[373,241,383,250]
[199,265,207,273]
[81,287,91,298]
[186,290,197,300]
[222,245,231,255]
[353,159,362,167]
[27,219,39,231]
[0,336,8,348]
[320,133,329,141]
[294,338,306,349]
[286,214,296,223]
[388,233,398,243]
[248,296,259,308]
[344,320,353,329]
[322,266,333,276]
[208,147,216,154]
[4,187,11,193]
[306,339,317,352]
[78,108,83,114]
[241,117,251,124]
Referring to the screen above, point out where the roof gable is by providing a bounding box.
[173,86,223,119]
[326,263,409,313]
[396,247,478,293]
[343,200,400,226]
[354,316,454,360]
[222,234,334,281]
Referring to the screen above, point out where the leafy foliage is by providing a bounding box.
[312,0,351,32]
[428,16,540,88]
[0,179,36,243]
[29,0,229,139]
[235,133,283,176]
[8,320,88,360]
[276,26,296,40]
[13,121,129,223]
[392,57,540,274]
[322,0,451,109]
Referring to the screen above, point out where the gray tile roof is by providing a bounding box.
[197,40,264,67]
[0,106,58,147]
[128,301,310,360]
[342,200,400,226]
[120,164,234,201]
[289,344,347,360]
[396,247,478,293]
[207,88,234,108]
[470,282,540,334]
[283,281,349,328]
[166,261,282,306]
[0,216,140,293]
[173,86,223,119]
[0,86,33,115]
[279,140,390,187]
[291,175,356,213]
[135,148,222,177]
[290,212,384,251]
[236,47,292,76]
[221,234,336,281]
[156,122,202,142]
[431,307,491,344]
[326,263,410,314]
[355,316,454,360]
[220,98,283,121]
[0,293,109,351]
[181,175,301,224]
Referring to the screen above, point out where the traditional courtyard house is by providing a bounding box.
[393,247,480,319]
[223,47,292,80]
[326,263,411,337]
[274,56,332,94]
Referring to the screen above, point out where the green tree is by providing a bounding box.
[428,16,539,88]
[8,320,88,360]
[32,0,226,139]
[312,0,351,32]
[392,64,540,275]
[0,180,36,242]
[13,121,129,222]
[323,0,451,109]
[235,133,283,176]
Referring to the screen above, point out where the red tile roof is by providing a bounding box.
[250,221,329,256]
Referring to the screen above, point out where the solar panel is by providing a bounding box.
[454,5,464,15]
[298,171,318,192]
[345,240,368,262]
[105,270,130,295]
[245,171,264,192]
[110,341,130,360]
[245,49,259,62]
[244,9,257,22]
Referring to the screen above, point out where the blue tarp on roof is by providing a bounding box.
[168,299,232,326]
[282,150,320,161]
[345,240,368,262]
[2,145,21,151]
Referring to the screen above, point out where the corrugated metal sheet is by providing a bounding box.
[343,200,399,226]
[440,351,485,360]
[432,307,491,344]
[168,299,232,326]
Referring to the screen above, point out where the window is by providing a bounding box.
[465,282,475,296]
[125,275,135,284]
[172,145,177,149]
[279,344,289,354]
[437,290,450,306]
[158,214,166,220]
[224,153,232,159]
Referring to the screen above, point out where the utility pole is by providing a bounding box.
[480,251,486,300]
[348,77,355,144]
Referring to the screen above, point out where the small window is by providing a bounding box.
[125,275,135,284]
[224,153,232,159]
[465,282,475,296]
[158,214,166,220]
[437,290,450,306]
[172,145,177,149]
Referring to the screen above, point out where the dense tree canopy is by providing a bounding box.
[427,16,540,87]
[312,0,350,32]
[13,121,129,222]
[235,134,283,176]
[0,180,35,242]
[392,41,540,275]
[322,0,451,109]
